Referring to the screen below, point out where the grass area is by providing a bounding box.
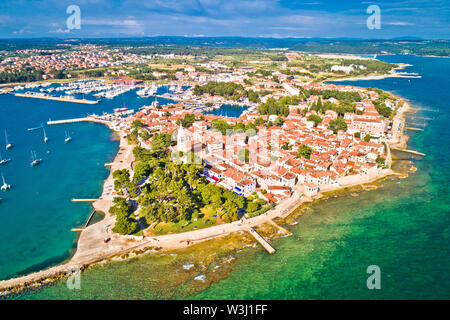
[144,206,224,236]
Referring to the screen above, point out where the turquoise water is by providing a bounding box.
[204,104,248,118]
[192,55,450,300]
[0,86,175,281]
[12,55,450,299]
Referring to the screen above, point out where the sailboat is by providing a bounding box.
[30,150,42,167]
[1,172,11,191]
[0,153,11,165]
[4,130,12,149]
[65,131,72,143]
[43,128,49,143]
[151,96,159,108]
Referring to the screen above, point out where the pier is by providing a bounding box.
[48,118,88,125]
[247,228,276,254]
[391,147,426,157]
[47,117,109,127]
[14,92,99,104]
[405,127,424,131]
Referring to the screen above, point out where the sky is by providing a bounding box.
[0,0,448,39]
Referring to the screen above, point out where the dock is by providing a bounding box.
[71,199,97,202]
[391,147,426,157]
[247,228,276,254]
[405,127,424,131]
[14,92,99,104]
[48,118,88,125]
[47,118,110,128]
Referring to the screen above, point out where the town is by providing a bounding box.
[0,43,409,246]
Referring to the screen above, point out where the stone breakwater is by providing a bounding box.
[0,246,164,298]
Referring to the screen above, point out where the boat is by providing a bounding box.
[65,131,72,143]
[43,128,49,143]
[1,172,10,191]
[0,154,11,165]
[151,96,159,108]
[27,124,45,131]
[4,130,12,149]
[30,150,42,167]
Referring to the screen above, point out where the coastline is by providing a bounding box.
[327,63,420,82]
[0,81,415,298]
[0,145,402,296]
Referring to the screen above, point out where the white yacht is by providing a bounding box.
[65,131,72,143]
[0,154,11,165]
[43,128,49,143]
[4,130,12,150]
[1,172,10,191]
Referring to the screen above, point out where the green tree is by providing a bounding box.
[131,120,145,130]
[328,117,347,134]
[297,144,312,159]
[307,114,322,126]
[247,201,259,213]
[109,197,138,235]
[376,156,386,166]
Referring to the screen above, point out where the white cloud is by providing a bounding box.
[50,28,71,34]
[386,21,415,26]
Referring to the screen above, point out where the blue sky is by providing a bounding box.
[0,0,448,39]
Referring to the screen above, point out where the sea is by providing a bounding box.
[0,84,177,281]
[5,55,450,299]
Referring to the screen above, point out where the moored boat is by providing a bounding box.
[1,172,10,191]
[0,154,11,165]
[30,150,42,167]
[65,131,72,143]
[4,130,12,149]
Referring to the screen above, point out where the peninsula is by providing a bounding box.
[0,47,421,296]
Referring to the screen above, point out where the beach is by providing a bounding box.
[329,63,420,82]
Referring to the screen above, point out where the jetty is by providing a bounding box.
[391,147,426,157]
[47,117,109,127]
[48,118,88,125]
[405,127,424,131]
[14,92,99,104]
[247,228,276,254]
